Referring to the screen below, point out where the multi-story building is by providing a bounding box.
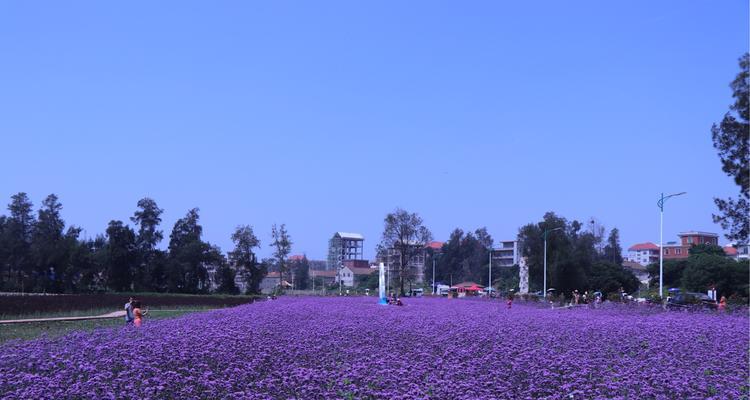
[386,242,428,285]
[327,232,364,270]
[626,242,660,266]
[336,265,376,287]
[494,240,520,266]
[662,231,719,260]
[723,243,749,261]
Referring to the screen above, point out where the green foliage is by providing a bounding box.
[711,53,749,243]
[603,228,623,265]
[167,209,213,293]
[229,225,263,295]
[105,220,137,292]
[518,212,601,295]
[647,260,688,289]
[270,224,292,284]
[292,256,310,290]
[647,249,748,298]
[688,243,726,256]
[588,262,639,297]
[379,208,433,296]
[356,271,379,290]
[682,254,748,298]
[215,263,240,295]
[432,228,491,287]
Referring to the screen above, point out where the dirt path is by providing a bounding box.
[0,309,219,325]
[0,310,126,324]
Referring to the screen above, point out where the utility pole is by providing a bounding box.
[488,249,492,296]
[432,258,436,295]
[658,192,686,298]
[543,227,563,298]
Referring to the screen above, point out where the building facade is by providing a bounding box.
[494,240,520,266]
[662,231,720,260]
[327,232,365,270]
[336,266,376,287]
[386,243,427,285]
[626,242,660,266]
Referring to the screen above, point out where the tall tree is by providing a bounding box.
[229,225,263,294]
[5,193,35,291]
[130,198,164,291]
[30,194,66,292]
[712,53,749,243]
[602,228,623,265]
[380,208,432,296]
[292,255,310,290]
[104,220,137,292]
[0,216,7,290]
[168,208,210,293]
[270,224,292,286]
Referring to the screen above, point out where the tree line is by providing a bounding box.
[0,193,291,295]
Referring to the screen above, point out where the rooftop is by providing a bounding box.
[678,231,718,238]
[335,232,364,240]
[426,241,444,250]
[628,242,659,251]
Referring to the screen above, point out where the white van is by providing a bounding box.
[436,284,451,296]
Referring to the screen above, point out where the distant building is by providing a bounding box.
[494,240,520,266]
[342,259,370,269]
[426,241,444,252]
[723,243,749,261]
[662,231,719,260]
[386,243,428,285]
[623,260,650,286]
[336,265,377,287]
[310,269,337,287]
[259,272,281,294]
[327,232,365,271]
[626,242,660,266]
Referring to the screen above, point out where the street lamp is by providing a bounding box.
[658,192,686,298]
[543,227,563,298]
[488,247,494,296]
[431,252,442,295]
[432,257,436,295]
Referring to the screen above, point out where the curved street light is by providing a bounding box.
[658,192,686,298]
[542,227,563,298]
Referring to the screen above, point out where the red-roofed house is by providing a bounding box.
[337,265,377,287]
[426,241,444,251]
[626,242,660,266]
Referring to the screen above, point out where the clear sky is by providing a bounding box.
[1,1,748,260]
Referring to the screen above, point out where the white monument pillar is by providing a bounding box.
[519,256,529,294]
[378,262,387,304]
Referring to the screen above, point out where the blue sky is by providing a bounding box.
[1,1,747,260]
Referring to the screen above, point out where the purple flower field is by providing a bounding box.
[1,297,747,399]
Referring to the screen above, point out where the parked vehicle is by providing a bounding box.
[436,285,451,296]
[667,292,717,311]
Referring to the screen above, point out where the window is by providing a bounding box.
[676,248,681,255]
[664,249,669,255]
[687,237,693,244]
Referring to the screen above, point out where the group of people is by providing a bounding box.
[570,290,603,307]
[124,297,148,327]
[387,293,404,306]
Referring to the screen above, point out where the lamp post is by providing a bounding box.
[488,248,493,296]
[338,263,343,296]
[658,192,686,298]
[432,257,436,295]
[543,227,563,298]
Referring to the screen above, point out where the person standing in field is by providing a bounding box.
[506,290,514,309]
[124,297,134,325]
[132,300,148,328]
[718,296,727,312]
